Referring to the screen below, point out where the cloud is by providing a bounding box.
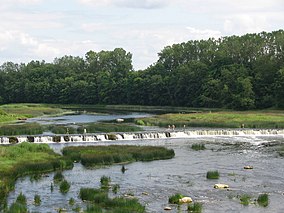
[79,0,169,9]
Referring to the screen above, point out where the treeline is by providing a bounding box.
[0,30,284,110]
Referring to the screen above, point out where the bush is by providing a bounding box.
[59,179,70,194]
[191,144,206,151]
[188,202,202,212]
[169,193,184,204]
[257,193,269,207]
[100,176,111,190]
[240,194,251,206]
[53,171,64,183]
[34,194,41,206]
[206,170,219,179]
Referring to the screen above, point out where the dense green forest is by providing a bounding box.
[0,30,284,110]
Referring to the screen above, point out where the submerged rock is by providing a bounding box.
[179,196,193,203]
[164,206,172,210]
[214,184,229,189]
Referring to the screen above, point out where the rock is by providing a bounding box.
[214,184,229,189]
[244,166,253,169]
[116,118,124,122]
[179,196,193,203]
[142,192,149,195]
[164,206,172,210]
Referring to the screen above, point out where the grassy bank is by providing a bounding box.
[0,103,68,124]
[62,145,175,167]
[135,111,284,128]
[0,142,73,208]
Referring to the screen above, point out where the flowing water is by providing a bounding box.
[7,135,284,213]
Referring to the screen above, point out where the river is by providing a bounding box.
[7,135,284,213]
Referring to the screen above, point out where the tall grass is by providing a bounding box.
[136,111,284,129]
[62,145,175,167]
[0,123,43,136]
[168,193,184,204]
[191,144,206,151]
[206,170,219,179]
[0,142,73,207]
[257,193,269,207]
[77,123,142,133]
[188,202,202,212]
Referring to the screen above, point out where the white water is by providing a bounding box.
[1,129,284,144]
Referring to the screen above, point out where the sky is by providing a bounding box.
[0,0,283,70]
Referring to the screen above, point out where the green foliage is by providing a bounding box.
[206,170,219,179]
[112,184,120,194]
[188,202,203,212]
[69,198,75,206]
[240,194,251,206]
[100,176,111,190]
[0,30,284,110]
[34,194,41,206]
[169,193,184,204]
[59,179,71,194]
[191,144,206,151]
[53,171,64,183]
[138,111,284,129]
[62,145,175,167]
[0,123,43,136]
[77,123,142,133]
[257,193,269,207]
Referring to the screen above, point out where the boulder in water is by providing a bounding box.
[214,184,229,189]
[179,196,193,203]
[244,166,253,169]
[164,206,172,210]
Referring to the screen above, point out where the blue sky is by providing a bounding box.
[0,0,283,70]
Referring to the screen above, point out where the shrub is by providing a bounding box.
[53,171,64,183]
[188,202,202,212]
[34,194,41,206]
[107,134,117,140]
[257,193,269,207]
[100,176,111,190]
[59,179,70,194]
[79,188,108,204]
[169,193,184,204]
[240,194,251,206]
[69,198,75,206]
[191,144,206,151]
[206,170,219,179]
[112,184,120,194]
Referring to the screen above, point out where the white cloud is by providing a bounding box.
[79,0,169,9]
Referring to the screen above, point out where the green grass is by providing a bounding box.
[59,179,71,194]
[77,122,142,133]
[0,103,67,123]
[135,111,284,128]
[191,144,206,151]
[0,142,73,207]
[257,193,269,207]
[240,194,251,206]
[34,194,41,206]
[62,145,175,167]
[100,176,111,190]
[188,202,203,212]
[206,170,220,179]
[168,193,184,204]
[0,123,43,136]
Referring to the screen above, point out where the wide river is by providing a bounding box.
[7,135,284,213]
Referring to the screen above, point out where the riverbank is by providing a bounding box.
[135,111,284,129]
[0,142,73,210]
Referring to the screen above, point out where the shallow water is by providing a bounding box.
[26,112,152,125]
[7,136,284,213]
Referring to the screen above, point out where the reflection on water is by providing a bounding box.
[7,136,284,213]
[26,112,152,125]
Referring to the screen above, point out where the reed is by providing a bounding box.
[240,194,251,206]
[257,193,269,207]
[187,202,203,212]
[53,171,64,183]
[34,194,41,206]
[191,144,206,151]
[59,179,71,194]
[77,122,142,133]
[169,193,184,204]
[62,145,175,167]
[100,176,111,190]
[206,170,219,179]
[0,142,73,207]
[0,123,43,136]
[136,111,284,129]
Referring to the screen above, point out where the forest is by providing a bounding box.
[0,30,284,110]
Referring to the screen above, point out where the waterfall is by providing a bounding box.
[0,129,284,144]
